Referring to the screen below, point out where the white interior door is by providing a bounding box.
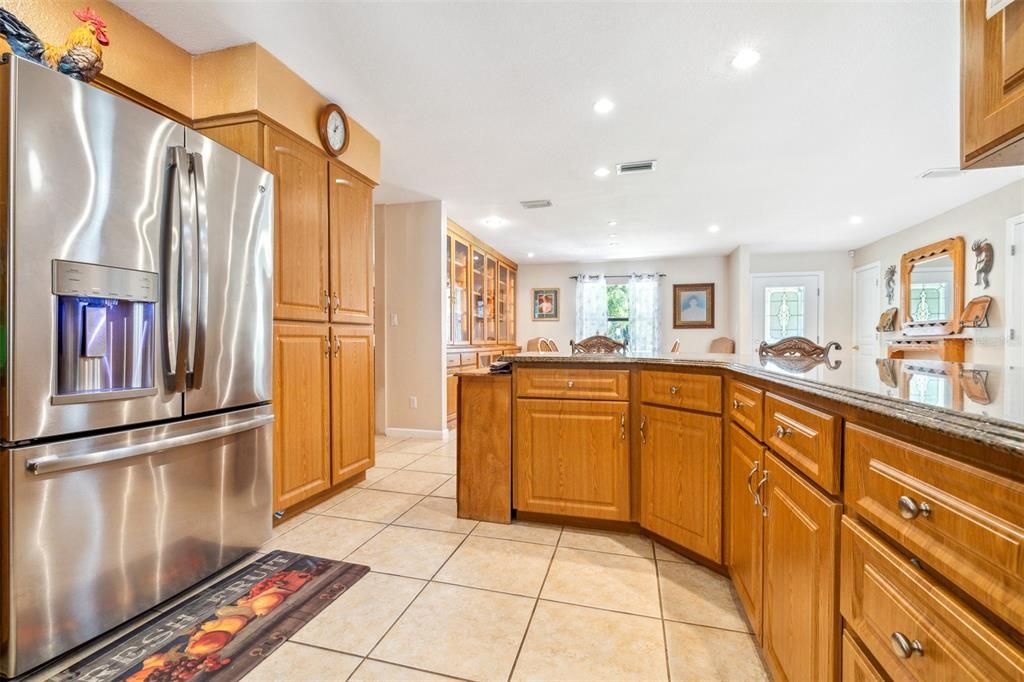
[1008,214,1024,370]
[751,272,822,351]
[853,263,880,357]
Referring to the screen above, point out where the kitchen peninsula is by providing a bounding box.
[456,352,1024,682]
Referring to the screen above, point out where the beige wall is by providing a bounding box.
[854,178,1024,364]
[373,205,387,434]
[377,201,448,435]
[515,256,732,354]
[749,250,855,352]
[727,246,751,353]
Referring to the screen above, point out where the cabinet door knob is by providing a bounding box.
[898,495,932,520]
[732,399,742,409]
[890,632,924,659]
[670,386,679,395]
[774,425,792,439]
[566,380,574,388]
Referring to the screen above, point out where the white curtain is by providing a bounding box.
[628,274,660,354]
[575,274,608,340]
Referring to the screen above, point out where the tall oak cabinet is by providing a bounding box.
[198,117,376,516]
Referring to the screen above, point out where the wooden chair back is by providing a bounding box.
[546,338,559,352]
[758,336,840,359]
[570,335,627,354]
[526,337,543,352]
[708,337,735,353]
[538,338,553,353]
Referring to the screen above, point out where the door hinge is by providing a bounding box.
[1012,244,1017,256]
[1011,329,1017,341]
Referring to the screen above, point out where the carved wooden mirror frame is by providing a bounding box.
[900,236,965,336]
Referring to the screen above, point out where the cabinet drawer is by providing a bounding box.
[728,380,763,440]
[447,353,462,368]
[841,518,1024,681]
[640,370,721,412]
[842,629,885,682]
[516,368,629,401]
[845,424,1024,634]
[460,351,478,366]
[764,393,840,494]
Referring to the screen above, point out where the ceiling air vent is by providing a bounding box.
[520,199,553,209]
[616,159,657,175]
[919,167,964,179]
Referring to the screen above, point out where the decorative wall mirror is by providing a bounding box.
[900,236,965,335]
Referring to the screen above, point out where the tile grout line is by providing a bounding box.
[654,549,673,682]
[505,525,563,682]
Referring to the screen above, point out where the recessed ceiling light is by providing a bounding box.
[849,216,863,225]
[707,224,720,233]
[527,252,535,258]
[593,98,615,114]
[482,216,506,228]
[608,220,617,227]
[594,167,611,177]
[731,48,761,70]
[608,233,618,239]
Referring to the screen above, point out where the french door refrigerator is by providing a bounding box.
[0,56,275,677]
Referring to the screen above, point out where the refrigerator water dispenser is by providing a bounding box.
[52,260,158,403]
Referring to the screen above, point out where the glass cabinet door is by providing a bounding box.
[508,269,516,344]
[445,235,452,344]
[452,239,470,344]
[471,249,486,343]
[485,256,497,342]
[497,264,509,342]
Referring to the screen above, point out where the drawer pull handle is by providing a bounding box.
[640,415,647,445]
[567,380,574,388]
[756,471,769,517]
[898,495,932,520]
[732,399,742,409]
[619,413,626,441]
[774,425,792,439]
[890,632,924,659]
[746,461,761,506]
[670,386,679,395]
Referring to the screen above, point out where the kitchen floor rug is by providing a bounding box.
[51,550,370,682]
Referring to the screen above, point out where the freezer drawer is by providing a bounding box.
[0,405,273,678]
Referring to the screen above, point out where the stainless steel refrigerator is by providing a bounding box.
[0,56,275,677]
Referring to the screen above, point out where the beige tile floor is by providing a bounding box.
[27,434,768,682]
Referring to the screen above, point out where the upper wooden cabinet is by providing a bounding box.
[640,404,722,562]
[329,163,373,324]
[265,127,330,322]
[961,0,1024,167]
[446,220,517,347]
[331,325,374,482]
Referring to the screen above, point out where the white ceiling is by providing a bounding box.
[117,0,1023,264]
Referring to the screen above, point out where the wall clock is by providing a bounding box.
[318,103,350,156]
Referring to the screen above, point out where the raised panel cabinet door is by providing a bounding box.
[515,399,630,520]
[329,163,374,324]
[725,423,764,637]
[762,451,840,682]
[640,405,722,561]
[331,325,374,484]
[266,127,329,322]
[273,323,331,511]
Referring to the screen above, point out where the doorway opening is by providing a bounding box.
[750,272,823,352]
[852,262,881,357]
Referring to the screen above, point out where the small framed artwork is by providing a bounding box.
[531,288,560,321]
[673,283,715,329]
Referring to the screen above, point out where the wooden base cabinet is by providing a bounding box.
[640,404,722,562]
[515,398,630,520]
[725,424,765,636]
[761,451,841,682]
[330,325,374,482]
[273,323,332,511]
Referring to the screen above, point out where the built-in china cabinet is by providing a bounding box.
[446,220,520,426]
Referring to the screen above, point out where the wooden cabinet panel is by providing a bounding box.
[458,374,512,523]
[516,368,630,401]
[841,630,885,682]
[640,405,722,561]
[762,451,840,682]
[765,392,840,494]
[728,380,764,441]
[962,0,1024,167]
[196,121,264,167]
[273,323,331,511]
[330,325,374,484]
[446,373,459,424]
[726,424,764,637]
[329,163,373,325]
[266,128,329,322]
[640,370,722,413]
[841,518,1024,681]
[845,423,1024,634]
[515,399,630,520]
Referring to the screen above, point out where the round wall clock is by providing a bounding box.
[318,103,350,156]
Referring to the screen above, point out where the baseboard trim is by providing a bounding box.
[383,427,449,441]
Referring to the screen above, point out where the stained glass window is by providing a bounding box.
[764,286,805,343]
[910,283,947,321]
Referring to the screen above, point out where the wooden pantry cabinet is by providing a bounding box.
[330,163,374,324]
[330,325,375,483]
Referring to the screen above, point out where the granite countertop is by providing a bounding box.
[501,351,1024,456]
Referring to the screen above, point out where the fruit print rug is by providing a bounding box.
[51,551,369,682]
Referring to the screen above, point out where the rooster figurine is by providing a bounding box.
[0,6,109,82]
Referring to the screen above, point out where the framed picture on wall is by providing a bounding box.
[673,283,715,329]
[531,288,560,321]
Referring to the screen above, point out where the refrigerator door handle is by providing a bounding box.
[165,146,193,393]
[190,152,209,390]
[25,414,275,475]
